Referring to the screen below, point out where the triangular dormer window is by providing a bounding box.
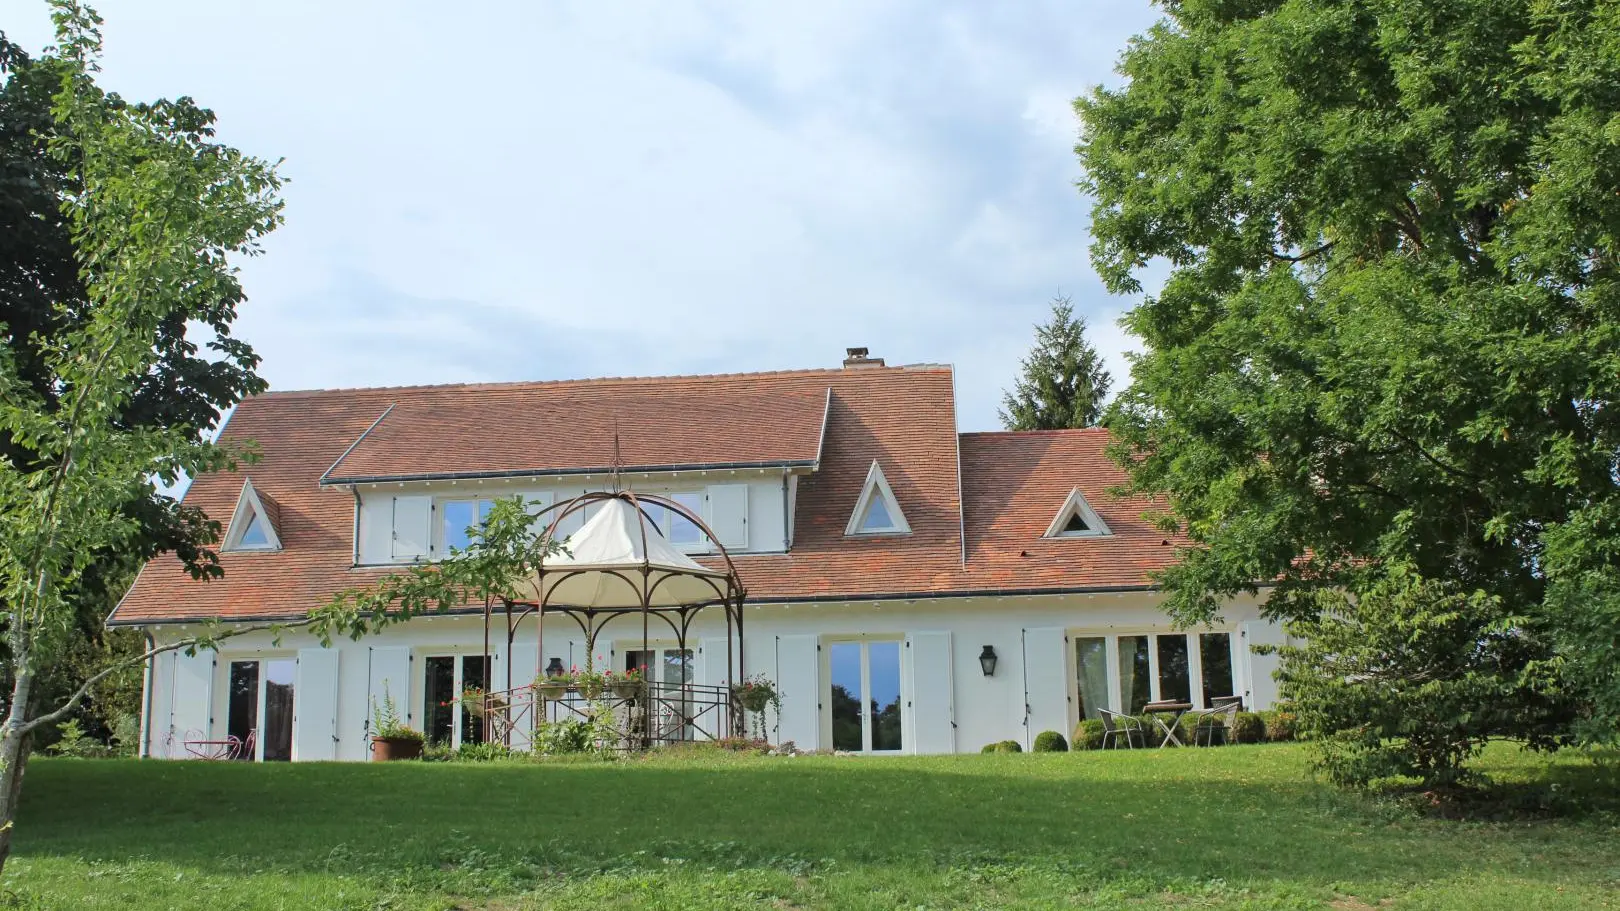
[1044,487,1111,539]
[845,461,911,536]
[223,478,282,552]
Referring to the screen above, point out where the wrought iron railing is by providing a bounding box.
[477,680,737,751]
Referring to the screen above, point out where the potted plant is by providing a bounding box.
[731,673,781,741]
[369,688,424,761]
[535,673,569,701]
[459,685,489,718]
[573,665,607,700]
[609,665,645,701]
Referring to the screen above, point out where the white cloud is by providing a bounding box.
[4,0,1163,429]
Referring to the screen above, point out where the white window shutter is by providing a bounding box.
[775,634,819,750]
[294,648,340,761]
[366,646,412,736]
[390,496,431,561]
[1240,620,1285,710]
[707,483,749,550]
[1021,628,1069,750]
[907,631,955,754]
[697,637,735,738]
[170,651,214,759]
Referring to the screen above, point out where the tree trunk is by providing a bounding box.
[0,667,37,878]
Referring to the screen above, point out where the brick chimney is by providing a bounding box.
[843,347,885,368]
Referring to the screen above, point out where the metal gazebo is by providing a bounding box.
[480,490,748,749]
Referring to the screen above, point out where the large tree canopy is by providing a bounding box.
[1078,0,1620,773]
[0,32,267,739]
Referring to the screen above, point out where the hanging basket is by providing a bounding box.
[536,680,569,701]
[610,680,643,701]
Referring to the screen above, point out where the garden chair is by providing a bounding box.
[1098,709,1145,749]
[1193,700,1239,746]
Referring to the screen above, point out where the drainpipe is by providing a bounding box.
[351,485,361,566]
[139,630,156,759]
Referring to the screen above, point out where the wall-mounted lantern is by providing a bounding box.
[545,657,566,678]
[978,645,998,677]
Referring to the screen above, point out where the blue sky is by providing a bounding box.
[4,0,1163,431]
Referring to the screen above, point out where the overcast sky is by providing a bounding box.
[4,0,1162,431]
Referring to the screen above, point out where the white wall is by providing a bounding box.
[142,590,1282,761]
[352,472,790,566]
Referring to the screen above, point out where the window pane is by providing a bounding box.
[861,496,893,532]
[1157,635,1191,704]
[868,642,903,751]
[442,501,475,553]
[424,656,456,746]
[829,643,863,751]
[461,655,489,746]
[1117,636,1152,714]
[262,659,296,762]
[668,492,703,545]
[239,514,269,547]
[1074,637,1108,720]
[1200,633,1235,708]
[227,661,259,760]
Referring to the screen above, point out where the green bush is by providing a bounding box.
[980,743,998,753]
[46,719,109,759]
[456,741,512,762]
[1072,719,1105,750]
[993,739,1023,753]
[1264,710,1299,742]
[1232,712,1266,744]
[1032,731,1068,752]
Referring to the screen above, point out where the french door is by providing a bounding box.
[225,657,296,761]
[828,640,904,753]
[423,654,490,749]
[1074,631,1236,719]
[625,646,694,741]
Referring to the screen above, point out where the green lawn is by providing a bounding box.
[9,744,1619,910]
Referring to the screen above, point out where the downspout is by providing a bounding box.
[351,485,361,566]
[139,630,155,759]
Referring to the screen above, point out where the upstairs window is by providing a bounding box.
[1044,487,1112,539]
[845,461,910,536]
[223,479,281,552]
[648,491,706,551]
[438,498,494,555]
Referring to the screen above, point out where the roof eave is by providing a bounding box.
[320,459,819,487]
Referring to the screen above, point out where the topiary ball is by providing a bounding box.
[1032,730,1069,752]
[1232,711,1266,744]
[1072,719,1105,750]
[993,739,1023,753]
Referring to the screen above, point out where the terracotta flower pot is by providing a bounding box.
[370,736,424,762]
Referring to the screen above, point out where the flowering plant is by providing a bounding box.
[732,673,781,740]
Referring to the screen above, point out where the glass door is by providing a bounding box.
[224,657,295,761]
[828,640,904,753]
[625,647,694,741]
[422,654,490,749]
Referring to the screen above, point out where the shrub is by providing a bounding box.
[1033,730,1068,752]
[980,743,998,753]
[714,736,772,754]
[536,717,612,755]
[46,719,108,759]
[1232,712,1266,744]
[993,739,1023,753]
[456,741,512,762]
[1265,710,1299,743]
[1073,719,1105,750]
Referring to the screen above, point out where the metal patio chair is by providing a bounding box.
[1193,699,1240,746]
[1099,709,1145,749]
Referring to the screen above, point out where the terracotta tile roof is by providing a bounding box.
[112,367,1187,625]
[323,378,831,482]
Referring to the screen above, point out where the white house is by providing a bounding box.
[113,350,1284,761]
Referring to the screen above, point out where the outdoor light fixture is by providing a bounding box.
[979,645,998,677]
[545,657,565,678]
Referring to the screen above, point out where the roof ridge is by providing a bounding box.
[258,362,955,399]
[960,427,1112,438]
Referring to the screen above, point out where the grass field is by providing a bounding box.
[8,743,1619,910]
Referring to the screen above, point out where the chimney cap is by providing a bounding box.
[843,347,885,368]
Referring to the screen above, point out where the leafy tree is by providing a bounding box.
[0,2,284,872]
[1077,0,1620,783]
[1000,296,1112,430]
[0,26,265,743]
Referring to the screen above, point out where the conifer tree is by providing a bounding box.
[1000,296,1112,430]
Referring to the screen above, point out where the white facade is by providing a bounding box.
[142,590,1282,761]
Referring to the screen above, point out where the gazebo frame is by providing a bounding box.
[480,490,749,748]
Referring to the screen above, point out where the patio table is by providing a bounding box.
[1142,700,1194,748]
[183,737,240,760]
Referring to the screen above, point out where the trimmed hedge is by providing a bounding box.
[1033,730,1068,752]
[1231,711,1266,744]
[994,739,1023,753]
[1072,719,1105,750]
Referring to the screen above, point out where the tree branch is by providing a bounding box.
[19,615,319,737]
[1269,241,1335,263]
